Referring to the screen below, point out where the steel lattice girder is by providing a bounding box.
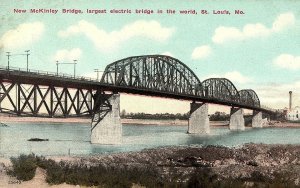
[239,89,260,108]
[0,80,93,117]
[0,55,264,112]
[101,55,261,108]
[101,55,204,96]
[200,78,240,103]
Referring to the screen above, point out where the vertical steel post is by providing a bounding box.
[94,69,99,81]
[33,85,37,116]
[64,88,67,117]
[76,89,80,115]
[56,61,59,75]
[17,83,21,115]
[50,86,53,117]
[25,50,30,72]
[129,64,132,86]
[89,89,93,114]
[73,60,77,78]
[6,52,10,69]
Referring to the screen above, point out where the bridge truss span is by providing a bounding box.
[202,78,240,104]
[239,89,260,108]
[101,55,204,96]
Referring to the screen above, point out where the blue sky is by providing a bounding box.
[1,0,300,113]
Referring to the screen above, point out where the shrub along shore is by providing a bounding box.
[3,143,300,188]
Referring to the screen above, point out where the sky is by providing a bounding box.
[0,0,300,114]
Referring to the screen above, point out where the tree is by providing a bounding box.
[120,109,126,118]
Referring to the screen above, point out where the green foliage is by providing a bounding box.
[45,163,163,187]
[122,112,189,120]
[45,161,66,184]
[35,158,164,187]
[209,111,230,121]
[7,154,299,187]
[8,154,37,181]
[187,169,215,188]
[270,111,286,121]
[186,170,298,188]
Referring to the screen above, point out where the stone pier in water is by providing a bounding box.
[91,94,122,144]
[229,107,245,130]
[188,102,210,134]
[252,111,263,128]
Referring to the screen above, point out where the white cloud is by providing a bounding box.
[0,22,44,49]
[255,81,300,109]
[58,20,175,52]
[243,23,270,38]
[272,12,295,32]
[191,45,212,60]
[54,48,82,62]
[273,54,300,70]
[212,12,295,44]
[212,27,244,44]
[224,71,252,84]
[202,71,252,84]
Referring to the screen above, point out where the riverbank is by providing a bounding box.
[2,115,300,128]
[264,121,300,128]
[0,116,227,126]
[0,116,181,125]
[1,143,300,187]
[0,116,90,124]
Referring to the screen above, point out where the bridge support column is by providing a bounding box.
[91,93,122,144]
[229,107,245,130]
[188,102,209,134]
[252,111,263,128]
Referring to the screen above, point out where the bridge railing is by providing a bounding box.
[0,65,99,83]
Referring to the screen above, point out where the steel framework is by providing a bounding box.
[101,55,203,96]
[202,78,240,104]
[0,80,93,117]
[239,89,260,108]
[101,55,261,108]
[0,55,268,120]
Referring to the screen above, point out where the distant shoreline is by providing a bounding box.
[0,116,90,124]
[1,115,300,128]
[0,116,228,126]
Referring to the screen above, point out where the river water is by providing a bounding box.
[1,122,300,157]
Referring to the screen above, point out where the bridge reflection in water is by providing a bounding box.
[0,55,274,144]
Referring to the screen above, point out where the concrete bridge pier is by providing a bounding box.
[188,102,210,134]
[252,111,263,128]
[229,107,245,130]
[91,93,122,144]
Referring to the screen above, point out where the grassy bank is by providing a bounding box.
[6,144,300,188]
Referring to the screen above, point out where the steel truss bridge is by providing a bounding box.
[0,55,273,119]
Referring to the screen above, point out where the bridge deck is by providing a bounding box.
[0,66,273,113]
